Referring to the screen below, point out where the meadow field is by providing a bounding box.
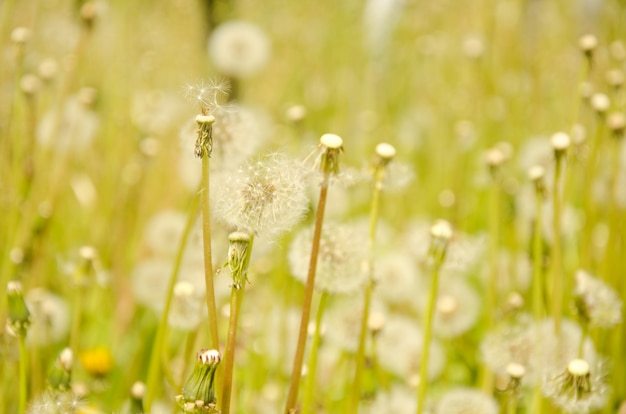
[1,0,626,413]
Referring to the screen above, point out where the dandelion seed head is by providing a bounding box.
[418,277,481,338]
[38,58,59,81]
[143,210,186,255]
[374,251,423,307]
[324,296,386,353]
[208,21,270,78]
[376,314,446,380]
[436,388,499,414]
[168,281,205,331]
[213,153,309,238]
[20,74,41,96]
[607,112,626,135]
[289,222,368,294]
[11,27,31,45]
[606,68,624,88]
[574,269,622,327]
[24,288,70,346]
[543,358,608,413]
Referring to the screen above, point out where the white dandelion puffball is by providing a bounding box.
[416,276,481,338]
[436,388,499,414]
[376,314,446,381]
[208,20,271,78]
[25,289,70,346]
[212,152,309,239]
[143,210,187,255]
[288,222,369,294]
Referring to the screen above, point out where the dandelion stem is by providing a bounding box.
[350,160,385,412]
[285,183,329,414]
[532,186,545,321]
[416,255,444,414]
[552,156,564,336]
[302,292,328,414]
[18,334,27,414]
[201,155,219,351]
[219,235,254,414]
[144,196,199,412]
[219,287,244,414]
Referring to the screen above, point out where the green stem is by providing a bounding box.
[284,183,329,414]
[552,156,564,336]
[144,197,199,412]
[219,287,243,414]
[70,275,84,362]
[350,165,385,412]
[302,292,328,414]
[18,334,27,414]
[416,258,443,414]
[508,391,517,414]
[201,156,219,351]
[219,236,254,414]
[532,188,544,321]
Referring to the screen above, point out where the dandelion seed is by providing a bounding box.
[212,152,309,238]
[27,390,85,414]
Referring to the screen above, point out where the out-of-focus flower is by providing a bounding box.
[436,388,499,414]
[289,222,368,294]
[208,21,270,78]
[574,270,622,328]
[25,288,70,346]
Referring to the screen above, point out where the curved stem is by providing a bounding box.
[284,183,329,414]
[144,196,199,411]
[302,292,328,414]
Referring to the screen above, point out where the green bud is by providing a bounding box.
[6,281,31,337]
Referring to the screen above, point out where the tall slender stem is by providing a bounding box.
[18,334,27,414]
[144,197,199,411]
[219,286,244,414]
[284,183,329,414]
[416,258,443,414]
[302,292,328,414]
[552,156,564,336]
[201,155,219,350]
[350,163,385,412]
[532,187,544,321]
[219,233,254,414]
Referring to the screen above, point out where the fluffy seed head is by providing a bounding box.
[289,222,368,294]
[436,388,499,414]
[574,269,622,327]
[213,153,309,238]
[208,20,270,78]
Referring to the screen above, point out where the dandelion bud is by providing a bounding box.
[607,112,626,137]
[485,147,506,177]
[6,281,31,337]
[177,349,222,413]
[128,381,146,414]
[80,1,99,28]
[579,34,598,60]
[38,58,59,81]
[48,348,73,391]
[318,133,344,178]
[194,114,215,158]
[551,132,571,158]
[429,219,453,263]
[374,142,396,166]
[528,165,546,196]
[227,232,251,289]
[606,68,624,88]
[286,104,307,123]
[20,74,41,96]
